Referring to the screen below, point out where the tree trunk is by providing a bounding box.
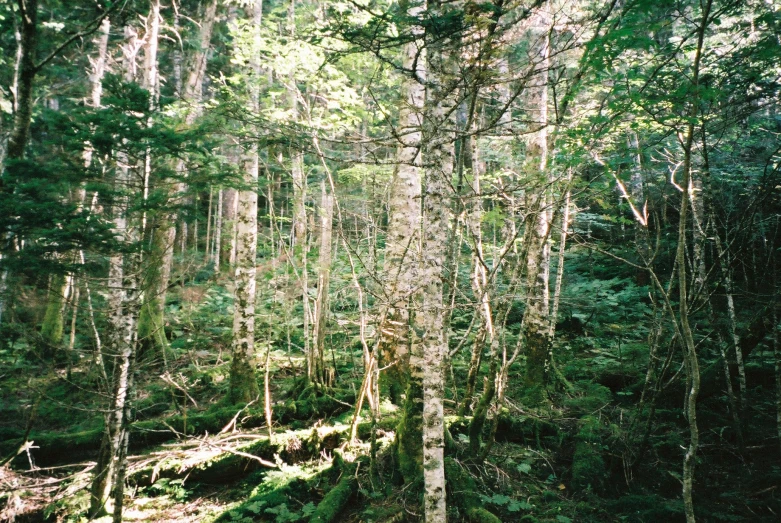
[378,3,425,403]
[461,117,494,415]
[89,24,143,519]
[5,0,38,164]
[40,273,68,356]
[0,0,38,322]
[396,0,452,518]
[137,0,169,358]
[679,3,711,521]
[215,188,223,272]
[313,181,334,384]
[223,187,239,267]
[521,6,552,402]
[774,297,781,458]
[228,0,262,405]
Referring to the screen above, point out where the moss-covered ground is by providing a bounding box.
[2,278,781,522]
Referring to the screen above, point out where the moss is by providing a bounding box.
[228,355,260,405]
[0,427,104,467]
[137,223,174,359]
[212,456,360,523]
[137,296,167,357]
[563,382,613,414]
[309,460,358,523]
[40,273,66,356]
[492,413,560,447]
[468,381,493,457]
[570,416,607,492]
[1,394,363,469]
[395,378,423,484]
[277,388,356,422]
[356,416,398,440]
[445,458,501,523]
[213,477,311,522]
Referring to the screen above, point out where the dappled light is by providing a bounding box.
[1,0,781,522]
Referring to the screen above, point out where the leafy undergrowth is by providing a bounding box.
[4,372,781,522]
[3,281,781,522]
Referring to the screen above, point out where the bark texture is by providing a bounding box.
[89,24,144,521]
[6,0,38,163]
[228,0,262,405]
[396,0,452,518]
[521,8,552,400]
[313,181,334,384]
[379,1,425,403]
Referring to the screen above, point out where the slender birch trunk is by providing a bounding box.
[379,0,425,403]
[418,70,451,523]
[461,118,494,415]
[397,0,453,517]
[214,189,223,272]
[549,186,570,341]
[701,132,746,423]
[205,187,214,263]
[228,0,262,404]
[679,3,711,521]
[89,24,145,519]
[223,187,239,267]
[313,181,334,384]
[521,6,552,401]
[292,152,312,381]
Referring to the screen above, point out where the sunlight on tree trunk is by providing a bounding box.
[379,0,425,404]
[229,0,262,405]
[521,5,552,402]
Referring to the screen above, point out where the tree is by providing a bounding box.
[228,0,262,405]
[378,0,425,404]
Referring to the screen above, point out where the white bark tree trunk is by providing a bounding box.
[89,23,144,518]
[402,0,454,517]
[418,32,452,523]
[313,181,334,383]
[379,4,425,402]
[228,0,262,404]
[224,187,239,267]
[521,5,552,397]
[679,4,711,521]
[215,188,223,272]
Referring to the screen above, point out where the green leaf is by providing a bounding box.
[507,500,529,512]
[491,494,511,505]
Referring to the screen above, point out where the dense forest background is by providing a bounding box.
[1,0,780,521]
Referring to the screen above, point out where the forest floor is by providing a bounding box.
[2,279,781,522]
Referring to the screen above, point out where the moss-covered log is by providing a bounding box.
[130,437,279,486]
[1,390,358,468]
[445,457,501,523]
[211,453,364,523]
[128,425,362,488]
[308,457,359,523]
